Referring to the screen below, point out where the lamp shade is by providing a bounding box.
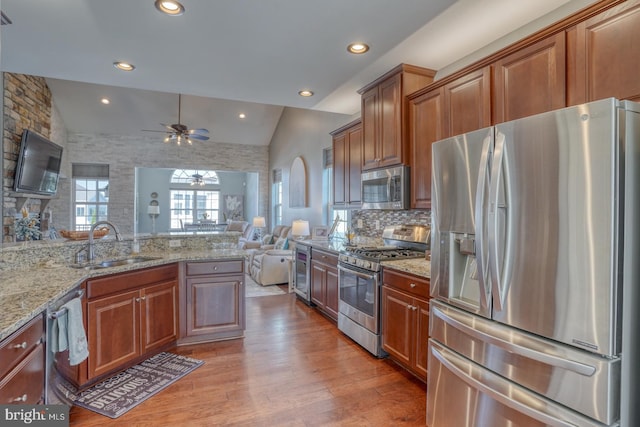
[291,219,310,237]
[252,216,266,228]
[147,205,160,215]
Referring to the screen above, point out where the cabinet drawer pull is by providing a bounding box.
[410,283,416,288]
[12,341,27,349]
[13,394,27,402]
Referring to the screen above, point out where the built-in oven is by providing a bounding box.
[294,243,312,304]
[337,224,430,358]
[337,263,382,356]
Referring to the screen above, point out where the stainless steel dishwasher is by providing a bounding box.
[45,286,85,405]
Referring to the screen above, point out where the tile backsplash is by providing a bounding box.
[352,209,431,238]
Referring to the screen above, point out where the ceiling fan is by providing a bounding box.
[142,94,210,145]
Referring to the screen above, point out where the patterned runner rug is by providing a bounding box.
[56,352,203,419]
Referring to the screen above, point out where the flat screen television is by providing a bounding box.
[13,130,63,196]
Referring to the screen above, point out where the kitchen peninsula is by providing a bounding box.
[0,232,248,404]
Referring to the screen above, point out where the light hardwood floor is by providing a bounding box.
[69,288,427,426]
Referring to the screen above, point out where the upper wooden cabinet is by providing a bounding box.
[331,119,362,208]
[492,32,566,124]
[359,64,435,171]
[408,67,491,209]
[408,88,443,210]
[567,0,640,104]
[444,67,492,137]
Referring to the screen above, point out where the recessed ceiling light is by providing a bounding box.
[298,90,314,97]
[113,61,135,71]
[238,113,246,119]
[347,42,370,54]
[154,0,185,16]
[100,98,110,105]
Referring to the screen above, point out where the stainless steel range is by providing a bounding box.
[337,224,429,357]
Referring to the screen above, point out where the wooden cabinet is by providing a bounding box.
[492,32,566,124]
[0,314,45,404]
[567,0,640,104]
[381,268,430,381]
[84,264,178,383]
[408,67,491,209]
[180,259,245,344]
[310,248,339,321]
[331,119,362,207]
[359,64,435,171]
[444,66,492,137]
[408,88,443,209]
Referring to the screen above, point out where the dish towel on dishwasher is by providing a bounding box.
[50,297,89,365]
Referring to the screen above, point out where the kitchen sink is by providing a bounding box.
[70,256,162,270]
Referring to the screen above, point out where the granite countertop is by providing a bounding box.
[294,239,346,253]
[0,249,247,341]
[381,258,431,280]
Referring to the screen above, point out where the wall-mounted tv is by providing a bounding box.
[13,130,63,196]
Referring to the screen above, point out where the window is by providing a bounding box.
[72,164,109,230]
[322,148,350,238]
[169,169,220,229]
[272,169,282,228]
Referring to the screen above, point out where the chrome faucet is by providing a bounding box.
[88,221,123,261]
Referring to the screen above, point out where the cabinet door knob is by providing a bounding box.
[141,296,146,301]
[410,283,416,288]
[135,297,141,302]
[213,266,218,271]
[13,394,27,402]
[12,341,27,349]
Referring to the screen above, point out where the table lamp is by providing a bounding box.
[252,216,266,241]
[292,219,310,240]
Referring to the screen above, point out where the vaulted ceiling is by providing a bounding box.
[1,0,586,145]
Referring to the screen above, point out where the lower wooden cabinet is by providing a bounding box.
[381,268,430,381]
[0,314,45,404]
[179,259,245,344]
[59,263,179,389]
[310,248,339,321]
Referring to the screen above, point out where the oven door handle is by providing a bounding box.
[338,264,378,283]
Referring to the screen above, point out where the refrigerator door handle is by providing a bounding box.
[488,130,514,311]
[474,131,492,310]
[432,304,596,377]
[430,343,580,427]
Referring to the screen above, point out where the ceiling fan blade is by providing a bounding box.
[189,128,209,134]
[160,123,175,131]
[187,134,209,141]
[141,129,171,133]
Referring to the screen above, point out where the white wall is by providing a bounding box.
[268,107,352,231]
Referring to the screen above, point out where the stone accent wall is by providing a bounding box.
[52,133,269,234]
[2,73,52,242]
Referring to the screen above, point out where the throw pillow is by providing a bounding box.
[262,234,273,245]
[274,237,287,250]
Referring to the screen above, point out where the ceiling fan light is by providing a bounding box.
[155,0,185,16]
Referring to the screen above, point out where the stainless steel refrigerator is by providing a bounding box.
[428,98,640,427]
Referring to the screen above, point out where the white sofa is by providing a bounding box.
[249,249,293,286]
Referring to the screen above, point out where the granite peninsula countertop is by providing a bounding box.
[0,249,247,341]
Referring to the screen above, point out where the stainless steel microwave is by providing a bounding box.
[361,165,410,210]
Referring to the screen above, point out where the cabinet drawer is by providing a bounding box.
[0,315,43,379]
[311,249,338,266]
[86,263,178,299]
[186,260,244,276]
[383,269,429,299]
[0,343,44,404]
